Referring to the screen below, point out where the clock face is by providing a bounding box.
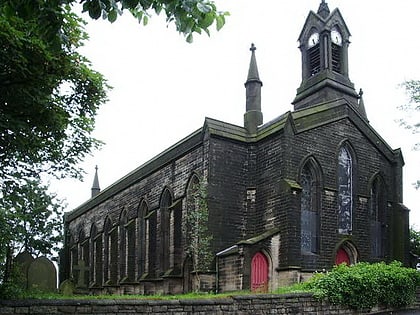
[308,32,319,48]
[331,29,342,46]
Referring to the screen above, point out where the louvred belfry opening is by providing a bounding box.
[332,43,341,73]
[251,252,269,292]
[308,44,321,76]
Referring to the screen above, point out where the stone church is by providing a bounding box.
[61,1,410,294]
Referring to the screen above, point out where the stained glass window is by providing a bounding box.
[338,147,352,234]
[301,164,319,253]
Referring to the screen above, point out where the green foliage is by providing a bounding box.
[0,179,64,257]
[0,265,26,299]
[0,0,104,285]
[12,290,250,300]
[185,177,213,291]
[273,282,311,295]
[398,79,420,189]
[0,1,108,183]
[410,226,420,257]
[186,178,213,272]
[80,0,229,42]
[0,179,64,297]
[305,262,420,310]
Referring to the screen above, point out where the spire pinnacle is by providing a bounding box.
[246,43,261,83]
[91,165,100,198]
[317,0,330,18]
[244,43,263,134]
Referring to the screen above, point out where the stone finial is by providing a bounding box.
[91,165,100,198]
[317,0,330,18]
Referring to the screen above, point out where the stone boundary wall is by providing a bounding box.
[1,293,419,315]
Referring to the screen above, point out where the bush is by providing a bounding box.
[304,261,420,310]
[0,266,26,299]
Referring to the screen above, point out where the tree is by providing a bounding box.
[398,80,420,189]
[0,0,108,284]
[409,226,420,257]
[0,179,64,283]
[1,1,108,184]
[0,178,64,296]
[0,0,226,286]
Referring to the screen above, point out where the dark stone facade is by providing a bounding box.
[61,2,410,295]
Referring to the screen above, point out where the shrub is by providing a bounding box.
[0,266,26,299]
[304,261,420,310]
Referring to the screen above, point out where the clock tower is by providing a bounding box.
[293,1,366,119]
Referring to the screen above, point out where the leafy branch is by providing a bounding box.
[81,0,229,43]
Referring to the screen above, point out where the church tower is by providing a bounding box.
[293,1,366,119]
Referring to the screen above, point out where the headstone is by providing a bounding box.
[27,256,57,292]
[59,279,75,296]
[73,259,89,289]
[14,251,34,289]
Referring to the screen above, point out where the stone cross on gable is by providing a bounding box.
[73,259,89,288]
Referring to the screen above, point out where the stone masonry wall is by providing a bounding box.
[1,293,418,315]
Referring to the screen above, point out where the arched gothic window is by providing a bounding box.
[103,218,112,284]
[138,201,148,277]
[145,204,157,278]
[159,189,172,275]
[338,146,353,234]
[90,223,102,286]
[370,176,386,258]
[119,210,128,281]
[300,160,321,254]
[157,188,182,275]
[104,217,118,285]
[89,224,96,285]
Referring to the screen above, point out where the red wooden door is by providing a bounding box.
[335,248,350,265]
[251,252,268,292]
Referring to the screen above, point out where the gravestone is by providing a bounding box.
[59,279,75,296]
[27,256,57,292]
[14,251,34,289]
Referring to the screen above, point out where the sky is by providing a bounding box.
[54,0,420,226]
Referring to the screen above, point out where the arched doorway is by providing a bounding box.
[335,248,350,265]
[251,252,269,292]
[335,241,358,266]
